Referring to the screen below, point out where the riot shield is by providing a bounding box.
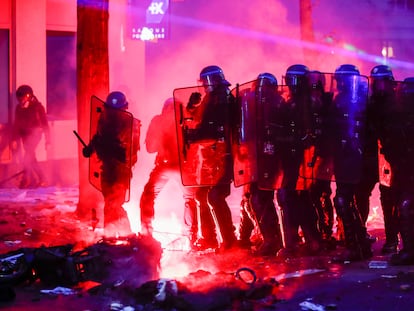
[327,73,369,184]
[173,86,233,186]
[231,81,297,190]
[369,79,397,187]
[89,95,135,202]
[254,84,306,190]
[230,81,257,187]
[299,72,335,183]
[256,84,292,190]
[380,80,414,188]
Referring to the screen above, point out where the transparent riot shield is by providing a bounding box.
[326,73,369,184]
[299,72,335,183]
[253,84,304,190]
[230,81,257,187]
[89,95,134,201]
[379,80,414,188]
[173,86,233,186]
[256,84,292,190]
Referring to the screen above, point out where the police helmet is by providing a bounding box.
[370,65,394,80]
[16,85,33,98]
[199,65,230,87]
[285,64,309,87]
[256,72,278,88]
[105,91,128,109]
[370,65,394,95]
[334,64,360,91]
[335,64,360,76]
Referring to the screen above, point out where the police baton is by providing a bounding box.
[73,130,88,148]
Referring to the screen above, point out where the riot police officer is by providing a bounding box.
[82,91,140,237]
[236,73,284,256]
[176,65,237,250]
[362,65,399,254]
[383,77,414,265]
[353,65,398,247]
[275,64,322,257]
[305,70,338,247]
[329,64,372,261]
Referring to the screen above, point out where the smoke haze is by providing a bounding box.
[115,0,413,232]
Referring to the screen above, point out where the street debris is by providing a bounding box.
[300,300,326,311]
[369,260,388,269]
[40,286,77,295]
[273,268,325,282]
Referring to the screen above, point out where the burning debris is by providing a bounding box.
[2,188,414,310]
[0,231,283,310]
[121,267,280,311]
[0,234,162,301]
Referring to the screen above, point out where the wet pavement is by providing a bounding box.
[1,186,414,310]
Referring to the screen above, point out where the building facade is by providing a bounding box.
[0,0,145,187]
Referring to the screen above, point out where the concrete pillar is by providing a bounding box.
[13,0,47,105]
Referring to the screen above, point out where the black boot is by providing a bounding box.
[332,190,372,262]
[251,187,283,256]
[390,195,414,265]
[208,185,237,250]
[237,195,255,249]
[298,190,323,255]
[254,215,283,257]
[380,185,399,254]
[276,188,302,253]
[184,199,199,245]
[193,189,218,251]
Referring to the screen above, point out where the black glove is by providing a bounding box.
[82,145,93,158]
[187,92,202,110]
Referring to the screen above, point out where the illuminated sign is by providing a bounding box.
[128,0,170,41]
